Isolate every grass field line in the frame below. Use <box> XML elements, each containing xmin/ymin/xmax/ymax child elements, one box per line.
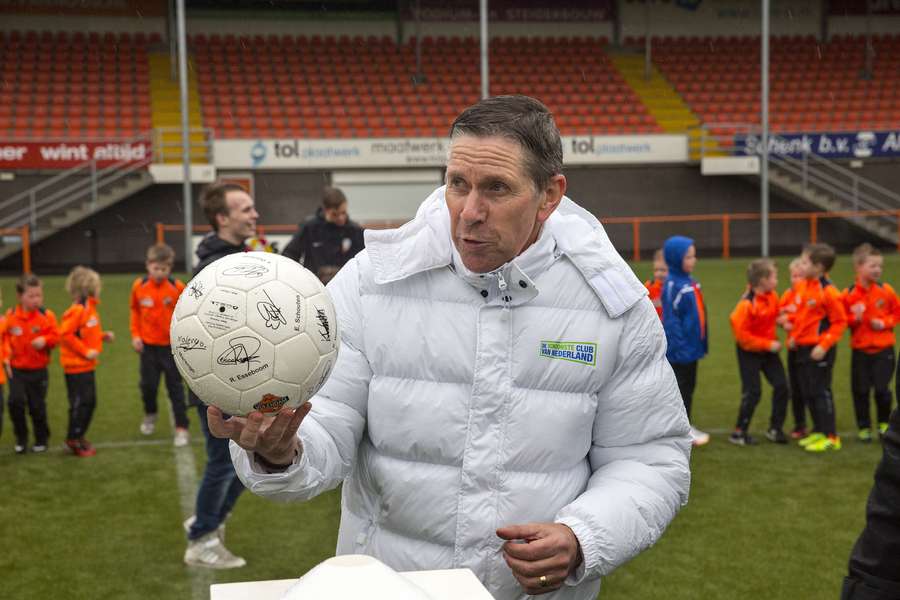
<box><xmin>173</xmin><ymin>441</ymin><xmax>214</xmax><ymax>599</ymax></box>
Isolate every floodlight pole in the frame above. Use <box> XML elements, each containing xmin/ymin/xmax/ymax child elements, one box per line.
<box><xmin>644</xmin><ymin>0</ymin><xmax>652</xmax><ymax>81</ymax></box>
<box><xmin>413</xmin><ymin>0</ymin><xmax>424</xmax><ymax>84</ymax></box>
<box><xmin>176</xmin><ymin>0</ymin><xmax>193</xmax><ymax>272</ymax></box>
<box><xmin>480</xmin><ymin>0</ymin><xmax>489</xmax><ymax>99</ymax></box>
<box><xmin>760</xmin><ymin>0</ymin><xmax>770</xmax><ymax>257</ymax></box>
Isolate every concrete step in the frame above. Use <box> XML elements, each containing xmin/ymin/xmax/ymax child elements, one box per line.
<box><xmin>766</xmin><ymin>166</ymin><xmax>898</xmax><ymax>244</ymax></box>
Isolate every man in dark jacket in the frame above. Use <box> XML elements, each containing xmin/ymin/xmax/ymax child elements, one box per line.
<box><xmin>282</xmin><ymin>186</ymin><xmax>364</xmax><ymax>282</ymax></box>
<box><xmin>183</xmin><ymin>181</ymin><xmax>258</xmax><ymax>569</ymax></box>
<box><xmin>842</xmin><ymin>407</ymin><xmax>900</xmax><ymax>599</ymax></box>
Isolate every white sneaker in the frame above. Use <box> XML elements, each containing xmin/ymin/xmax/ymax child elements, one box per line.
<box><xmin>32</xmin><ymin>444</ymin><xmax>48</xmax><ymax>453</ymax></box>
<box><xmin>140</xmin><ymin>414</ymin><xmax>157</xmax><ymax>436</ymax></box>
<box><xmin>184</xmin><ymin>532</ymin><xmax>245</xmax><ymax>569</ymax></box>
<box><xmin>173</xmin><ymin>428</ymin><xmax>190</xmax><ymax>447</ymax></box>
<box><xmin>183</xmin><ymin>515</ymin><xmax>226</xmax><ymax>543</ymax></box>
<box><xmin>690</xmin><ymin>426</ymin><xmax>711</xmax><ymax>447</ymax></box>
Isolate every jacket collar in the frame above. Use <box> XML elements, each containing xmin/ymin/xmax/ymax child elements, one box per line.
<box><xmin>365</xmin><ymin>186</ymin><xmax>646</xmax><ymax>317</ymax></box>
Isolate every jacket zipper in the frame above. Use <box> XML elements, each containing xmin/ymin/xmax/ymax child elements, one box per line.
<box><xmin>496</xmin><ymin>271</ymin><xmax>511</xmax><ymax>313</ymax></box>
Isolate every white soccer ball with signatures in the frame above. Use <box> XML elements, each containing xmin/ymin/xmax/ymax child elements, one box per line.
<box><xmin>170</xmin><ymin>251</ymin><xmax>339</xmax><ymax>416</ymax></box>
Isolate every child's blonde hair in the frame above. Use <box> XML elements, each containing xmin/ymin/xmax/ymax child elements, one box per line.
<box><xmin>747</xmin><ymin>258</ymin><xmax>775</xmax><ymax>288</ymax></box>
<box><xmin>788</xmin><ymin>257</ymin><xmax>802</xmax><ymax>272</ymax></box>
<box><xmin>146</xmin><ymin>243</ymin><xmax>175</xmax><ymax>265</ymax></box>
<box><xmin>16</xmin><ymin>273</ymin><xmax>41</xmax><ymax>295</ymax></box>
<box><xmin>852</xmin><ymin>242</ymin><xmax>880</xmax><ymax>266</ymax></box>
<box><xmin>65</xmin><ymin>266</ymin><xmax>101</xmax><ymax>299</ymax></box>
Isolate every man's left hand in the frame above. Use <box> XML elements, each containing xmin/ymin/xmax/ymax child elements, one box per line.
<box><xmin>497</xmin><ymin>522</ymin><xmax>582</xmax><ymax>595</ymax></box>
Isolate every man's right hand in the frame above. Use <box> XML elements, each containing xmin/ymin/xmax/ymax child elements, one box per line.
<box><xmin>207</xmin><ymin>403</ymin><xmax>311</xmax><ymax>467</ymax></box>
<box><xmin>132</xmin><ymin>337</ymin><xmax>144</xmax><ymax>353</ymax></box>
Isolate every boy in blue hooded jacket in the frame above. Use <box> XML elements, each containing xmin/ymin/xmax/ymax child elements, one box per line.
<box><xmin>662</xmin><ymin>235</ymin><xmax>710</xmax><ymax>446</ymax></box>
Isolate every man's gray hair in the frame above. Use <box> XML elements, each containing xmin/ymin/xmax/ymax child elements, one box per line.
<box><xmin>449</xmin><ymin>95</ymin><xmax>564</xmax><ymax>191</ymax></box>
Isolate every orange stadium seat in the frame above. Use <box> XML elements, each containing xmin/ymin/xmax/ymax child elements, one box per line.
<box><xmin>654</xmin><ymin>34</ymin><xmax>900</xmax><ymax>132</ymax></box>
<box><xmin>190</xmin><ymin>34</ymin><xmax>658</xmax><ymax>138</ymax></box>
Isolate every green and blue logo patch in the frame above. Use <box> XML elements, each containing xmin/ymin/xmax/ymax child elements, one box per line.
<box><xmin>539</xmin><ymin>341</ymin><xmax>597</xmax><ymax>366</ymax></box>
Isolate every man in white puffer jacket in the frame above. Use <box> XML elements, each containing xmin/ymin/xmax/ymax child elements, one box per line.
<box><xmin>211</xmin><ymin>95</ymin><xmax>692</xmax><ymax>599</ymax></box>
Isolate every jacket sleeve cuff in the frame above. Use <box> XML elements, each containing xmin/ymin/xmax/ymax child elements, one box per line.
<box><xmin>556</xmin><ymin>516</ymin><xmax>600</xmax><ymax>585</ymax></box>
<box><xmin>230</xmin><ymin>441</ymin><xmax>324</xmax><ymax>496</ymax></box>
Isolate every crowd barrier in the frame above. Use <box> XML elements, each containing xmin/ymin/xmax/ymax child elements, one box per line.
<box><xmin>156</xmin><ymin>210</ymin><xmax>900</xmax><ymax>263</ymax></box>
<box><xmin>1</xmin><ymin>225</ymin><xmax>31</xmax><ymax>274</ymax></box>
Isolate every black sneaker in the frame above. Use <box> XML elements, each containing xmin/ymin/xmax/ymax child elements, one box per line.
<box><xmin>766</xmin><ymin>428</ymin><xmax>788</xmax><ymax>444</ymax></box>
<box><xmin>729</xmin><ymin>431</ymin><xmax>758</xmax><ymax>446</ymax></box>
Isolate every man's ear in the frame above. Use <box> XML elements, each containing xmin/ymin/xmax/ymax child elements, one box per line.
<box><xmin>537</xmin><ymin>174</ymin><xmax>567</xmax><ymax>223</ymax></box>
<box><xmin>215</xmin><ymin>212</ymin><xmax>228</xmax><ymax>231</ymax></box>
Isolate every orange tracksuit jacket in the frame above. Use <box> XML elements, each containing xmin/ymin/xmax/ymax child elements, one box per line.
<box><xmin>730</xmin><ymin>289</ymin><xmax>780</xmax><ymax>352</ymax></box>
<box><xmin>60</xmin><ymin>297</ymin><xmax>104</xmax><ymax>374</ymax></box>
<box><xmin>787</xmin><ymin>277</ymin><xmax>847</xmax><ymax>351</ymax></box>
<box><xmin>5</xmin><ymin>305</ymin><xmax>59</xmax><ymax>370</ymax></box>
<box><xmin>841</xmin><ymin>279</ymin><xmax>900</xmax><ymax>353</ymax></box>
<box><xmin>645</xmin><ymin>279</ymin><xmax>663</xmax><ymax>320</ymax></box>
<box><xmin>130</xmin><ymin>276</ymin><xmax>185</xmax><ymax>346</ymax></box>
<box><xmin>0</xmin><ymin>315</ymin><xmax>8</xmax><ymax>385</ymax></box>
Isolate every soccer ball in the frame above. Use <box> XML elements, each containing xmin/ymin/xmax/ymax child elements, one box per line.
<box><xmin>170</xmin><ymin>251</ymin><xmax>339</xmax><ymax>416</ymax></box>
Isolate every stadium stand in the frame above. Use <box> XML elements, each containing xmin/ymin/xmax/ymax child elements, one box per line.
<box><xmin>4</xmin><ymin>30</ymin><xmax>897</xmax><ymax>142</ymax></box>
<box><xmin>0</xmin><ymin>30</ymin><xmax>158</xmax><ymax>139</ymax></box>
<box><xmin>191</xmin><ymin>34</ymin><xmax>661</xmax><ymax>138</ymax></box>
<box><xmin>652</xmin><ymin>34</ymin><xmax>900</xmax><ymax>134</ymax></box>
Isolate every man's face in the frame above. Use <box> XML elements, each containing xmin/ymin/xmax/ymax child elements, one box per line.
<box><xmin>147</xmin><ymin>260</ymin><xmax>172</xmax><ymax>283</ymax></box>
<box><xmin>445</xmin><ymin>135</ymin><xmax>565</xmax><ymax>274</ymax></box>
<box><xmin>858</xmin><ymin>255</ymin><xmax>883</xmax><ymax>283</ymax></box>
<box><xmin>19</xmin><ymin>285</ymin><xmax>43</xmax><ymax>312</ymax></box>
<box><xmin>218</xmin><ymin>190</ymin><xmax>258</xmax><ymax>243</ymax></box>
<box><xmin>324</xmin><ymin>202</ymin><xmax>348</xmax><ymax>227</ymax></box>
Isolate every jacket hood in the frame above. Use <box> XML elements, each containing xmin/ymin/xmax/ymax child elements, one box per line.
<box><xmin>364</xmin><ymin>186</ymin><xmax>647</xmax><ymax>318</ymax></box>
<box><xmin>196</xmin><ymin>232</ymin><xmax>244</xmax><ymax>261</ymax></box>
<box><xmin>663</xmin><ymin>236</ymin><xmax>694</xmax><ymax>278</ymax></box>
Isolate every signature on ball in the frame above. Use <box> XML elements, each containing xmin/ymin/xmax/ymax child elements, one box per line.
<box><xmin>216</xmin><ymin>336</ymin><xmax>261</xmax><ymax>372</ymax></box>
<box><xmin>223</xmin><ymin>264</ymin><xmax>269</xmax><ymax>278</ymax></box>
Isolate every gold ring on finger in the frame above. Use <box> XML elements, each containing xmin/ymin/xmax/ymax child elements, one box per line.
<box><xmin>539</xmin><ymin>575</ymin><xmax>549</xmax><ymax>588</ymax></box>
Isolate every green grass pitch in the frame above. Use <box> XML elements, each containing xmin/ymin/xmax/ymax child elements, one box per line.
<box><xmin>0</xmin><ymin>254</ymin><xmax>892</xmax><ymax>599</ymax></box>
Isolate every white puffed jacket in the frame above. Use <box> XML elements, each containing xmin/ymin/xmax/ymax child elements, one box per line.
<box><xmin>231</xmin><ymin>188</ymin><xmax>691</xmax><ymax>600</ymax></box>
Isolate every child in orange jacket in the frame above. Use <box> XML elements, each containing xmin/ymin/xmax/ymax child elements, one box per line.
<box><xmin>778</xmin><ymin>257</ymin><xmax>808</xmax><ymax>439</ymax></box>
<box><xmin>6</xmin><ymin>274</ymin><xmax>59</xmax><ymax>454</ymax></box>
<box><xmin>130</xmin><ymin>244</ymin><xmax>189</xmax><ymax>446</ymax></box>
<box><xmin>644</xmin><ymin>248</ymin><xmax>667</xmax><ymax>320</ymax></box>
<box><xmin>790</xmin><ymin>243</ymin><xmax>848</xmax><ymax>452</ymax></box>
<box><xmin>0</xmin><ymin>287</ymin><xmax>9</xmax><ymax>442</ymax></box>
<box><xmin>842</xmin><ymin>244</ymin><xmax>900</xmax><ymax>442</ymax></box>
<box><xmin>60</xmin><ymin>266</ymin><xmax>114</xmax><ymax>457</ymax></box>
<box><xmin>729</xmin><ymin>258</ymin><xmax>789</xmax><ymax>445</ymax></box>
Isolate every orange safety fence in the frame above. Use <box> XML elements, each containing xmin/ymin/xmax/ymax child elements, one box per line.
<box><xmin>157</xmin><ymin>209</ymin><xmax>900</xmax><ymax>263</ymax></box>
<box><xmin>605</xmin><ymin>209</ymin><xmax>900</xmax><ymax>261</ymax></box>
<box><xmin>0</xmin><ymin>225</ymin><xmax>31</xmax><ymax>274</ymax></box>
<box><xmin>155</xmin><ymin>220</ymin><xmax>405</xmax><ymax>245</ymax></box>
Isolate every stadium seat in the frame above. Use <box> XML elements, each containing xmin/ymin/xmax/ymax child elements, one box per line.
<box><xmin>654</xmin><ymin>34</ymin><xmax>900</xmax><ymax>132</ymax></box>
<box><xmin>190</xmin><ymin>33</ymin><xmax>656</xmax><ymax>138</ymax></box>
